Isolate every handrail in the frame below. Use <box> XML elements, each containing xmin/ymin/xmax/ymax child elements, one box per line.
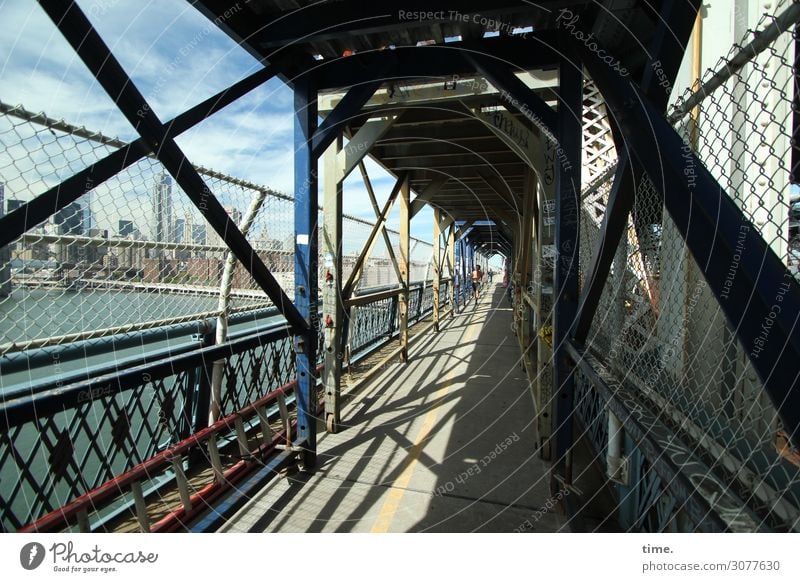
<box><xmin>1</xmin><ymin>325</ymin><xmax>292</xmax><ymax>426</ymax></box>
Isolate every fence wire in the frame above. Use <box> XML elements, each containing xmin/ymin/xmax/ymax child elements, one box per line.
<box><xmin>0</xmin><ymin>103</ymin><xmax>433</xmax><ymax>355</ymax></box>
<box><xmin>579</xmin><ymin>1</ymin><xmax>800</xmax><ymax>531</ymax></box>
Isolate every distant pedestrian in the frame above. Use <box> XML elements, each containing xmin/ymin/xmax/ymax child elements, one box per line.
<box><xmin>471</xmin><ymin>265</ymin><xmax>481</xmax><ymax>301</ymax></box>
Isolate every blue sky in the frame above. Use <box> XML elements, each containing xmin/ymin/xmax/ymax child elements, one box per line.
<box><xmin>0</xmin><ymin>0</ymin><xmax>436</xmax><ymax>245</ymax></box>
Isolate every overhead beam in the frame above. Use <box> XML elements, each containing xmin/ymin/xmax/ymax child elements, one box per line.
<box><xmin>319</xmin><ymin>70</ymin><xmax>558</xmax><ymax>114</ymax></box>
<box><xmin>337</xmin><ymin>115</ymin><xmax>399</xmax><ymax>180</ymax></box>
<box><xmin>310</xmin><ymin>36</ymin><xmax>560</xmax><ymax>89</ymax></box>
<box><xmin>454</xmin><ymin>220</ymin><xmax>475</xmax><ymax>241</ymax></box>
<box><xmin>312</xmin><ymin>79</ymin><xmax>384</xmax><ymax>159</ymax></box>
<box><xmin>478</xmin><ymin>167</ymin><xmax>522</xmax><ymax>213</ymax></box>
<box><xmin>37</xmin><ymin>0</ymin><xmax>309</xmax><ymax>333</ymax></box>
<box><xmin>410</xmin><ymin>175</ymin><xmax>450</xmax><ymax>218</ymax></box>
<box><xmin>250</xmin><ymin>2</ymin><xmax>549</xmax><ymax>48</ymax></box>
<box><xmin>465</xmin><ymin>52</ymin><xmax>557</xmax><ymax>138</ymax></box>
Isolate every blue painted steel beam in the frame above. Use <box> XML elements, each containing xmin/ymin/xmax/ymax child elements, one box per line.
<box><xmin>312</xmin><ymin>80</ymin><xmax>384</xmax><ymax>160</ymax></box>
<box><xmin>572</xmin><ymin>156</ymin><xmax>642</xmax><ymax>344</ymax></box>
<box><xmin>0</xmin><ymin>66</ymin><xmax>276</xmax><ymax>249</ymax></box>
<box><xmin>310</xmin><ymin>36</ymin><xmax>559</xmax><ymax>90</ymax></box>
<box><xmin>36</xmin><ymin>0</ymin><xmax>308</xmax><ymax>333</ymax></box>
<box><xmin>293</xmin><ymin>77</ymin><xmax>320</xmax><ymax>468</ymax></box>
<box><xmin>576</xmin><ymin>36</ymin><xmax>800</xmax><ymax>447</ymax></box>
<box><xmin>465</xmin><ymin>52</ymin><xmax>557</xmax><ymax>137</ymax></box>
<box><xmin>638</xmin><ymin>0</ymin><xmax>701</xmax><ymax>110</ymax></box>
<box><xmin>552</xmin><ymin>54</ymin><xmax>583</xmax><ymax>481</ymax></box>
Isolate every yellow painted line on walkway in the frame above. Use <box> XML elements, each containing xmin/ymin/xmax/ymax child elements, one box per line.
<box><xmin>371</xmin><ymin>309</ymin><xmax>483</xmax><ymax>532</ymax></box>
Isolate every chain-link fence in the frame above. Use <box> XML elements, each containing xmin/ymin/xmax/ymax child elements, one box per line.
<box><xmin>0</xmin><ymin>102</ymin><xmax>434</xmax><ymax>358</ymax></box>
<box><xmin>577</xmin><ymin>1</ymin><xmax>800</xmax><ymax>531</ymax></box>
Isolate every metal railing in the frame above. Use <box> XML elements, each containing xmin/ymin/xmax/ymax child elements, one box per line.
<box><xmin>0</xmin><ymin>277</ymin><xmax>447</xmax><ymax>532</ymax></box>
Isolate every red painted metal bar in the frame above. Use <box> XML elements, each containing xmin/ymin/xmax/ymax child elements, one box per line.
<box><xmin>151</xmin><ymin>426</ymin><xmax>296</xmax><ymax>532</ymax></box>
<box><xmin>153</xmin><ymin>395</ymin><xmax>326</xmax><ymax>533</ymax></box>
<box><xmin>20</xmin><ymin>378</ymin><xmax>303</xmax><ymax>533</ymax></box>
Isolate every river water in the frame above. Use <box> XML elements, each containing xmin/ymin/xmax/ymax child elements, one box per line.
<box><xmin>0</xmin><ymin>289</ymin><xmax>276</xmax><ymax>390</ymax></box>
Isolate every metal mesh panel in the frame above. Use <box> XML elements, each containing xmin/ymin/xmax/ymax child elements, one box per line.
<box><xmin>0</xmin><ymin>105</ymin><xmax>285</xmax><ymax>354</ymax></box>
<box><xmin>577</xmin><ymin>2</ymin><xmax>800</xmax><ymax>531</ymax></box>
<box><xmin>0</xmin><ymin>102</ymin><xmax>434</xmax><ymax>358</ymax></box>
<box><xmin>669</xmin><ymin>3</ymin><xmax>797</xmax><ymax>273</ymax></box>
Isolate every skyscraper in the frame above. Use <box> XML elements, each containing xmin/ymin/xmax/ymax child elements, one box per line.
<box><xmin>118</xmin><ymin>220</ymin><xmax>134</xmax><ymax>238</ymax></box>
<box><xmin>192</xmin><ymin>224</ymin><xmax>207</xmax><ymax>245</ymax></box>
<box><xmin>173</xmin><ymin>218</ymin><xmax>185</xmax><ymax>244</ymax></box>
<box><xmin>55</xmin><ymin>202</ymin><xmax>86</xmax><ymax>235</ymax></box>
<box><xmin>6</xmin><ymin>199</ymin><xmax>25</xmax><ymax>213</ymax></box>
<box><xmin>151</xmin><ymin>172</ymin><xmax>173</xmax><ymax>243</ymax></box>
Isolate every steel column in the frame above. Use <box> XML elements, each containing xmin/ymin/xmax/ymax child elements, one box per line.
<box><xmin>447</xmin><ymin>223</ymin><xmax>456</xmax><ymax>316</ymax></box>
<box><xmin>552</xmin><ymin>55</ymin><xmax>583</xmax><ymax>482</ymax></box>
<box><xmin>433</xmin><ymin>208</ymin><xmax>442</xmax><ymax>332</ymax></box>
<box><xmin>322</xmin><ymin>136</ymin><xmax>343</xmax><ymax>433</ymax></box>
<box><xmin>293</xmin><ymin>77</ymin><xmax>319</xmax><ymax>467</ymax></box>
<box><xmin>399</xmin><ymin>175</ymin><xmax>411</xmax><ymax>362</ymax></box>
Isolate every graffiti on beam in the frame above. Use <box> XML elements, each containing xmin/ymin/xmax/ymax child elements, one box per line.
<box><xmin>587</xmin><ymin>355</ymin><xmax>760</xmax><ymax>532</ymax></box>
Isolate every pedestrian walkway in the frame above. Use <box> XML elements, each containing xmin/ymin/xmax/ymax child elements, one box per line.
<box><xmin>220</xmin><ymin>284</ymin><xmax>564</xmax><ymax>532</ymax></box>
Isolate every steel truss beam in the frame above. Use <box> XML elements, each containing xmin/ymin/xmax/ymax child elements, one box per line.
<box><xmin>342</xmin><ymin>173</ymin><xmax>406</xmax><ymax>298</ymax></box>
<box><xmin>310</xmin><ymin>36</ymin><xmax>559</xmax><ymax>90</ymax></box>
<box><xmin>410</xmin><ymin>175</ymin><xmax>449</xmax><ymax>218</ymax></box>
<box><xmin>37</xmin><ymin>0</ymin><xmax>308</xmax><ymax>333</ymax></box>
<box><xmin>250</xmin><ymin>2</ymin><xmax>547</xmax><ymax>49</ymax></box>
<box><xmin>572</xmin><ymin>0</ymin><xmax>700</xmax><ymax>345</ymax></box>
<box><xmin>466</xmin><ymin>52</ymin><xmax>557</xmax><ymax>139</ymax></box>
<box><xmin>572</xmin><ymin>155</ymin><xmax>642</xmax><ymax>343</ymax></box>
<box><xmin>359</xmin><ymin>163</ymin><xmax>403</xmax><ymax>283</ymax></box>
